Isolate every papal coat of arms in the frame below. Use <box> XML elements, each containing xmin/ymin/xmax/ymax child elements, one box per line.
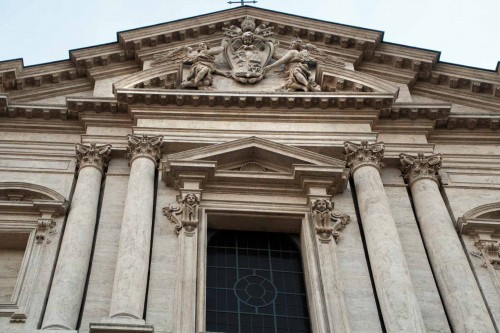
<box><xmin>222</xmin><ymin>16</ymin><xmax>277</xmax><ymax>84</ymax></box>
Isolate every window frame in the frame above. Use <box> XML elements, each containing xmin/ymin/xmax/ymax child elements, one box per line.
<box><xmin>195</xmin><ymin>206</ymin><xmax>326</xmax><ymax>333</ymax></box>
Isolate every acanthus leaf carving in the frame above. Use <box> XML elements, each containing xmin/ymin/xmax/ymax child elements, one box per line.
<box><xmin>126</xmin><ymin>134</ymin><xmax>163</xmax><ymax>166</ymax></box>
<box><xmin>311</xmin><ymin>198</ymin><xmax>350</xmax><ymax>243</ymax></box>
<box><xmin>163</xmin><ymin>193</ymin><xmax>200</xmax><ymax>236</ymax></box>
<box><xmin>344</xmin><ymin>140</ymin><xmax>385</xmax><ymax>173</ymax></box>
<box><xmin>399</xmin><ymin>153</ymin><xmax>442</xmax><ymax>185</ymax></box>
<box><xmin>75</xmin><ymin>143</ymin><xmax>112</xmax><ymax>174</ymax></box>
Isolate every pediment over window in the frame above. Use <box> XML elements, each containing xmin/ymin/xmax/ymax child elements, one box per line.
<box><xmin>162</xmin><ymin>136</ymin><xmax>349</xmax><ymax>194</ymax></box>
<box><xmin>0</xmin><ymin>183</ymin><xmax>67</xmax><ymax>215</ymax></box>
<box><xmin>459</xmin><ymin>202</ymin><xmax>500</xmax><ymax>236</ymax></box>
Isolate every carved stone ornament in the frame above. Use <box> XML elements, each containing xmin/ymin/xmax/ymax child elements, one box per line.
<box><xmin>311</xmin><ymin>199</ymin><xmax>350</xmax><ymax>243</ymax></box>
<box><xmin>126</xmin><ymin>134</ymin><xmax>163</xmax><ymax>166</ymax></box>
<box><xmin>471</xmin><ymin>240</ymin><xmax>500</xmax><ymax>270</ymax></box>
<box><xmin>223</xmin><ymin>16</ymin><xmax>277</xmax><ymax>84</ymax></box>
<box><xmin>36</xmin><ymin>218</ymin><xmax>56</xmax><ymax>243</ymax></box>
<box><xmin>344</xmin><ymin>140</ymin><xmax>385</xmax><ymax>173</ymax></box>
<box><xmin>75</xmin><ymin>143</ymin><xmax>112</xmax><ymax>174</ymax></box>
<box><xmin>264</xmin><ymin>37</ymin><xmax>344</xmax><ymax>92</ymax></box>
<box><xmin>399</xmin><ymin>153</ymin><xmax>442</xmax><ymax>185</ymax></box>
<box><xmin>163</xmin><ymin>193</ymin><xmax>200</xmax><ymax>236</ymax></box>
<box><xmin>152</xmin><ymin>16</ymin><xmax>342</xmax><ymax>91</ymax></box>
<box><xmin>153</xmin><ymin>42</ymin><xmax>230</xmax><ymax>89</ymax></box>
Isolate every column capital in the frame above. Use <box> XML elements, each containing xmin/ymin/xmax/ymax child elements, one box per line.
<box><xmin>400</xmin><ymin>153</ymin><xmax>442</xmax><ymax>185</ymax></box>
<box><xmin>344</xmin><ymin>140</ymin><xmax>385</xmax><ymax>173</ymax></box>
<box><xmin>75</xmin><ymin>143</ymin><xmax>112</xmax><ymax>174</ymax></box>
<box><xmin>126</xmin><ymin>134</ymin><xmax>163</xmax><ymax>166</ymax></box>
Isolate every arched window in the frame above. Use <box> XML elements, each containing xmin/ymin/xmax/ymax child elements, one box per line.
<box><xmin>206</xmin><ymin>230</ymin><xmax>311</xmax><ymax>333</ymax></box>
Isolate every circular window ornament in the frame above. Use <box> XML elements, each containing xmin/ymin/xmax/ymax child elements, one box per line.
<box><xmin>234</xmin><ymin>275</ymin><xmax>277</xmax><ymax>307</ymax></box>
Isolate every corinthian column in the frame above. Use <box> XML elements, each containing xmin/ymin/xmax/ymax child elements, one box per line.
<box><xmin>108</xmin><ymin>134</ymin><xmax>163</xmax><ymax>321</ymax></box>
<box><xmin>42</xmin><ymin>143</ymin><xmax>111</xmax><ymax>330</ymax></box>
<box><xmin>400</xmin><ymin>153</ymin><xmax>496</xmax><ymax>333</ymax></box>
<box><xmin>344</xmin><ymin>141</ymin><xmax>426</xmax><ymax>332</ymax></box>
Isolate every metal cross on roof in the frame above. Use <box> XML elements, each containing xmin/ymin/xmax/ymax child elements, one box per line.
<box><xmin>227</xmin><ymin>0</ymin><xmax>257</xmax><ymax>5</ymax></box>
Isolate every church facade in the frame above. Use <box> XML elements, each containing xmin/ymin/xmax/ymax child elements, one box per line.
<box><xmin>0</xmin><ymin>6</ymin><xmax>499</xmax><ymax>333</ymax></box>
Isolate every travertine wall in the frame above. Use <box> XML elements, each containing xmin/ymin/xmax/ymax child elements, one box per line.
<box><xmin>0</xmin><ymin>6</ymin><xmax>499</xmax><ymax>333</ymax></box>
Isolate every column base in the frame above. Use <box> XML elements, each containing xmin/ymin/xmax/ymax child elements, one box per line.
<box><xmin>90</xmin><ymin>319</ymin><xmax>153</xmax><ymax>333</ymax></box>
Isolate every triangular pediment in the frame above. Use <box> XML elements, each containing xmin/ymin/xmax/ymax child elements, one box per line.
<box><xmin>162</xmin><ymin>137</ymin><xmax>349</xmax><ymax>193</ymax></box>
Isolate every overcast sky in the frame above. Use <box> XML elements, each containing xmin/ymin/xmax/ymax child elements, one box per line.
<box><xmin>1</xmin><ymin>0</ymin><xmax>498</xmax><ymax>70</ymax></box>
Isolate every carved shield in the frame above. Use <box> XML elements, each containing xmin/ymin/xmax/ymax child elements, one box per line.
<box><xmin>224</xmin><ymin>37</ymin><xmax>274</xmax><ymax>84</ymax></box>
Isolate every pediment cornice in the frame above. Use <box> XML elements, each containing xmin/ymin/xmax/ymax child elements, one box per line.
<box><xmin>162</xmin><ymin>136</ymin><xmax>349</xmax><ymax>194</ymax></box>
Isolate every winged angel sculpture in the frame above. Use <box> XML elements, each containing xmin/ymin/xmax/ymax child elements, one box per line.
<box><xmin>264</xmin><ymin>37</ymin><xmax>344</xmax><ymax>92</ymax></box>
<box><xmin>153</xmin><ymin>42</ymin><xmax>230</xmax><ymax>89</ymax></box>
<box><xmin>152</xmin><ymin>17</ymin><xmax>343</xmax><ymax>91</ymax></box>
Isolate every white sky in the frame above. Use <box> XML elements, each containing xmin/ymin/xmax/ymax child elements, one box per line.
<box><xmin>0</xmin><ymin>0</ymin><xmax>499</xmax><ymax>70</ymax></box>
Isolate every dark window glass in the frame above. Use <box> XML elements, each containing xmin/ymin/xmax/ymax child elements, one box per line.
<box><xmin>206</xmin><ymin>230</ymin><xmax>311</xmax><ymax>333</ymax></box>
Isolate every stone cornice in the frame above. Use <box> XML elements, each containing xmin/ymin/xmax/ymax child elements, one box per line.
<box><xmin>0</xmin><ymin>94</ymin><xmax>498</xmax><ymax>136</ymax></box>
<box><xmin>126</xmin><ymin>134</ymin><xmax>163</xmax><ymax>166</ymax></box>
<box><xmin>0</xmin><ymin>6</ymin><xmax>498</xmax><ymax>111</ymax></box>
<box><xmin>381</xmin><ymin>103</ymin><xmax>451</xmax><ymax>121</ymax></box>
<box><xmin>116</xmin><ymin>89</ymin><xmax>394</xmax><ymax>110</ymax></box>
<box><xmin>344</xmin><ymin>140</ymin><xmax>385</xmax><ymax>173</ymax></box>
<box><xmin>399</xmin><ymin>153</ymin><xmax>442</xmax><ymax>186</ymax></box>
<box><xmin>434</xmin><ymin>115</ymin><xmax>500</xmax><ymax>130</ymax></box>
<box><xmin>75</xmin><ymin>143</ymin><xmax>112</xmax><ymax>174</ymax></box>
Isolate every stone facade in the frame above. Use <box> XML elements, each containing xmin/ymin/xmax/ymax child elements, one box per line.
<box><xmin>0</xmin><ymin>6</ymin><xmax>499</xmax><ymax>333</ymax></box>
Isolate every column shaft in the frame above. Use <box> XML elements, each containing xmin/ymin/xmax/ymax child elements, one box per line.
<box><xmin>353</xmin><ymin>166</ymin><xmax>426</xmax><ymax>332</ymax></box>
<box><xmin>42</xmin><ymin>143</ymin><xmax>110</xmax><ymax>330</ymax></box>
<box><xmin>42</xmin><ymin>167</ymin><xmax>102</xmax><ymax>329</ymax></box>
<box><xmin>109</xmin><ymin>157</ymin><xmax>156</xmax><ymax>319</ymax></box>
<box><xmin>411</xmin><ymin>179</ymin><xmax>496</xmax><ymax>332</ymax></box>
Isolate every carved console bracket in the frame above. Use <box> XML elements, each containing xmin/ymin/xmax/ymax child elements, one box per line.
<box><xmin>310</xmin><ymin>198</ymin><xmax>350</xmax><ymax>243</ymax></box>
<box><xmin>163</xmin><ymin>177</ymin><xmax>204</xmax><ymax>236</ymax></box>
<box><xmin>36</xmin><ymin>218</ymin><xmax>56</xmax><ymax>243</ymax></box>
<box><xmin>163</xmin><ymin>193</ymin><xmax>201</xmax><ymax>236</ymax></box>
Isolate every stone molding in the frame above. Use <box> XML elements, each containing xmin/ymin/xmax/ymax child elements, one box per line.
<box><xmin>163</xmin><ymin>193</ymin><xmax>200</xmax><ymax>236</ymax></box>
<box><xmin>125</xmin><ymin>134</ymin><xmax>163</xmax><ymax>166</ymax></box>
<box><xmin>75</xmin><ymin>143</ymin><xmax>112</xmax><ymax>175</ymax></box>
<box><xmin>344</xmin><ymin>140</ymin><xmax>385</xmax><ymax>173</ymax></box>
<box><xmin>311</xmin><ymin>198</ymin><xmax>350</xmax><ymax>243</ymax></box>
<box><xmin>400</xmin><ymin>153</ymin><xmax>442</xmax><ymax>186</ymax></box>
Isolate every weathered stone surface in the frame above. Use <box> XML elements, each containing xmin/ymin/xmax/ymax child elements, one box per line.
<box><xmin>1</xmin><ymin>6</ymin><xmax>500</xmax><ymax>333</ymax></box>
